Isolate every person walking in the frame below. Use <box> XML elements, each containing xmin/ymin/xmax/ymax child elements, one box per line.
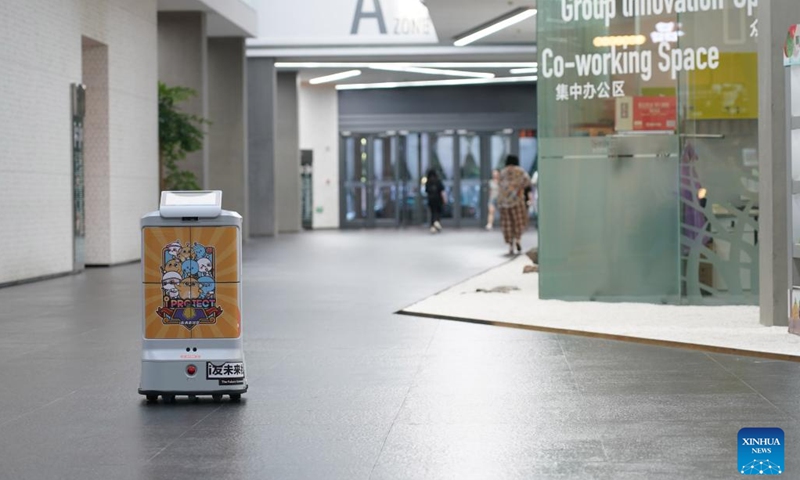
<box><xmin>486</xmin><ymin>169</ymin><xmax>499</xmax><ymax>230</ymax></box>
<box><xmin>498</xmin><ymin>155</ymin><xmax>531</xmax><ymax>254</ymax></box>
<box><xmin>425</xmin><ymin>169</ymin><xmax>446</xmax><ymax>233</ymax></box>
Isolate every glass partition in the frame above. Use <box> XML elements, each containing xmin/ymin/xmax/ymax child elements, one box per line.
<box><xmin>459</xmin><ymin>134</ymin><xmax>482</xmax><ymax>223</ymax></box>
<box><xmin>538</xmin><ymin>136</ymin><xmax>681</xmax><ymax>302</ymax></box>
<box><xmin>537</xmin><ymin>0</ymin><xmax>758</xmax><ymax>305</ymax></box>
<box><xmin>677</xmin><ymin>9</ymin><xmax>759</xmax><ymax>304</ymax></box>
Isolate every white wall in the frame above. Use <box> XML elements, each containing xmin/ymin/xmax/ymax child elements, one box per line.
<box><xmin>298</xmin><ymin>83</ymin><xmax>340</xmax><ymax>229</ymax></box>
<box><xmin>249</xmin><ymin>0</ymin><xmax>438</xmax><ymax>46</ymax></box>
<box><xmin>0</xmin><ymin>0</ymin><xmax>158</xmax><ymax>283</ymax></box>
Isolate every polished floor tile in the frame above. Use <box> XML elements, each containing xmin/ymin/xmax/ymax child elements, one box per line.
<box><xmin>0</xmin><ymin>230</ymin><xmax>796</xmax><ymax>479</ymax></box>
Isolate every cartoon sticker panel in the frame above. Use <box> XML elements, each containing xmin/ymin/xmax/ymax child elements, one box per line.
<box><xmin>143</xmin><ymin>226</ymin><xmax>240</xmax><ymax>339</ymax></box>
<box><xmin>191</xmin><ymin>283</ymin><xmax>241</xmax><ymax>339</ymax></box>
<box><xmin>191</xmin><ymin>227</ymin><xmax>240</xmax><ymax>283</ymax></box>
<box><xmin>142</xmin><ymin>227</ymin><xmax>191</xmax><ymax>284</ymax></box>
<box><xmin>144</xmin><ymin>284</ymin><xmax>191</xmax><ymax>339</ymax></box>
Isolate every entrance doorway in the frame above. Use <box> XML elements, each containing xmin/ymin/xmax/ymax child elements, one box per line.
<box><xmin>340</xmin><ymin>130</ymin><xmax>536</xmax><ymax>229</ymax></box>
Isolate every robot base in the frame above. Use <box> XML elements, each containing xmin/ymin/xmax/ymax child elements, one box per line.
<box><xmin>139</xmin><ymin>386</ymin><xmax>247</xmax><ymax>403</ymax></box>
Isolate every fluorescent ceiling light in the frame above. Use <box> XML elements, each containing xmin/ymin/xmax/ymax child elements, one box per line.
<box><xmin>336</xmin><ymin>76</ymin><xmax>537</xmax><ymax>91</ymax></box>
<box><xmin>510</xmin><ymin>67</ymin><xmax>538</xmax><ymax>74</ymax></box>
<box><xmin>275</xmin><ymin>62</ymin><xmax>538</xmax><ymax>69</ymax></box>
<box><xmin>370</xmin><ymin>65</ymin><xmax>494</xmax><ymax>78</ymax></box>
<box><xmin>308</xmin><ymin>70</ymin><xmax>361</xmax><ymax>85</ymax></box>
<box><xmin>454</xmin><ymin>8</ymin><xmax>537</xmax><ymax>47</ymax></box>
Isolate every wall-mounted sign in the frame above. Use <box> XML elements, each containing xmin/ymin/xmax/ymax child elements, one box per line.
<box><xmin>634</xmin><ymin>96</ymin><xmax>677</xmax><ymax>131</ymax></box>
<box><xmin>688</xmin><ymin>52</ymin><xmax>757</xmax><ymax>119</ymax></box>
<box><xmin>615</xmin><ymin>96</ymin><xmax>677</xmax><ymax>132</ymax></box>
<box><xmin>250</xmin><ymin>0</ymin><xmax>438</xmax><ymax>46</ymax></box>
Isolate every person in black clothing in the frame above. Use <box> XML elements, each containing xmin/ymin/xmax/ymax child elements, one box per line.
<box><xmin>425</xmin><ymin>169</ymin><xmax>446</xmax><ymax>233</ymax></box>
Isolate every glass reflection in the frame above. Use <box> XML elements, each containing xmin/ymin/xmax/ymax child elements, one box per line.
<box><xmin>373</xmin><ymin>137</ymin><xmax>397</xmax><ymax>220</ymax></box>
<box><xmin>427</xmin><ymin>134</ymin><xmax>455</xmax><ymax>219</ymax></box>
<box><xmin>459</xmin><ymin>134</ymin><xmax>481</xmax><ymax>220</ymax></box>
<box><xmin>344</xmin><ymin>136</ymin><xmax>368</xmax><ymax>222</ymax></box>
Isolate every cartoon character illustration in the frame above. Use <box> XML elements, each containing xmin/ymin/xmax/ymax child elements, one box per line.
<box><xmin>156</xmin><ymin>239</ymin><xmax>221</xmax><ymax>331</ymax></box>
<box><xmin>182</xmin><ymin>259</ymin><xmax>199</xmax><ymax>278</ymax></box>
<box><xmin>178</xmin><ymin>242</ymin><xmax>195</xmax><ymax>262</ymax></box>
<box><xmin>161</xmin><ymin>271</ymin><xmax>182</xmax><ymax>299</ymax></box>
<box><xmin>161</xmin><ymin>257</ymin><xmax>182</xmax><ymax>275</ymax></box>
<box><xmin>198</xmin><ymin>258</ymin><xmax>212</xmax><ymax>276</ymax></box>
<box><xmin>166</xmin><ymin>241</ymin><xmax>182</xmax><ymax>258</ymax></box>
<box><xmin>177</xmin><ymin>277</ymin><xmax>199</xmax><ymax>300</ymax></box>
<box><xmin>198</xmin><ymin>276</ymin><xmax>215</xmax><ymax>298</ymax></box>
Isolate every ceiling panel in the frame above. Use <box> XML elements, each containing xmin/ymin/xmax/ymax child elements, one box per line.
<box><xmin>425</xmin><ymin>0</ymin><xmax>537</xmax><ymax>45</ymax></box>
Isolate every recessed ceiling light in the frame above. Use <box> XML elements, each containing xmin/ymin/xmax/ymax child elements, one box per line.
<box><xmin>454</xmin><ymin>8</ymin><xmax>537</xmax><ymax>47</ymax></box>
<box><xmin>370</xmin><ymin>65</ymin><xmax>494</xmax><ymax>78</ymax></box>
<box><xmin>308</xmin><ymin>70</ymin><xmax>362</xmax><ymax>85</ymax></box>
<box><xmin>336</xmin><ymin>76</ymin><xmax>538</xmax><ymax>91</ymax></box>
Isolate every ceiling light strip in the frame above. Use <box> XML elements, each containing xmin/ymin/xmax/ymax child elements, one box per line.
<box><xmin>308</xmin><ymin>70</ymin><xmax>362</xmax><ymax>85</ymax></box>
<box><xmin>336</xmin><ymin>76</ymin><xmax>538</xmax><ymax>91</ymax></box>
<box><xmin>509</xmin><ymin>67</ymin><xmax>538</xmax><ymax>74</ymax></box>
<box><xmin>453</xmin><ymin>8</ymin><xmax>538</xmax><ymax>47</ymax></box>
<box><xmin>370</xmin><ymin>65</ymin><xmax>494</xmax><ymax>78</ymax></box>
<box><xmin>275</xmin><ymin>62</ymin><xmax>538</xmax><ymax>69</ymax></box>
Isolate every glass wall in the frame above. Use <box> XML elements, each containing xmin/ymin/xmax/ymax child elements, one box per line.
<box><xmin>537</xmin><ymin>1</ymin><xmax>758</xmax><ymax>305</ymax></box>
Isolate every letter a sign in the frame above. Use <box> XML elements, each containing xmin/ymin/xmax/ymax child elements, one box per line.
<box><xmin>352</xmin><ymin>0</ymin><xmax>387</xmax><ymax>34</ymax></box>
<box><xmin>253</xmin><ymin>0</ymin><xmax>438</xmax><ymax>45</ymax></box>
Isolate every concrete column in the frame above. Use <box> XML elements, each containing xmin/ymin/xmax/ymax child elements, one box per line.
<box><xmin>157</xmin><ymin>12</ymin><xmax>208</xmax><ymax>188</ymax></box>
<box><xmin>758</xmin><ymin>0</ymin><xmax>795</xmax><ymax>326</ymax></box>
<box><xmin>276</xmin><ymin>72</ymin><xmax>301</xmax><ymax>233</ymax></box>
<box><xmin>82</xmin><ymin>37</ymin><xmax>110</xmax><ymax>265</ymax></box>
<box><xmin>247</xmin><ymin>58</ymin><xmax>278</xmax><ymax>236</ymax></box>
<box><xmin>208</xmin><ymin>38</ymin><xmax>248</xmax><ymax>235</ymax></box>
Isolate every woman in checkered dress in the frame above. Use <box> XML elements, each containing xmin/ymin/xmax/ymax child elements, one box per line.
<box><xmin>498</xmin><ymin>155</ymin><xmax>531</xmax><ymax>255</ymax></box>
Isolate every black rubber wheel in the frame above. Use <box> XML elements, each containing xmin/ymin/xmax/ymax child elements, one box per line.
<box><xmin>212</xmin><ymin>394</ymin><xmax>223</xmax><ymax>403</ymax></box>
<box><xmin>145</xmin><ymin>395</ymin><xmax>158</xmax><ymax>402</ymax></box>
<box><xmin>163</xmin><ymin>395</ymin><xmax>176</xmax><ymax>404</ymax></box>
<box><xmin>189</xmin><ymin>395</ymin><xmax>197</xmax><ymax>402</ymax></box>
<box><xmin>229</xmin><ymin>393</ymin><xmax>241</xmax><ymax>402</ymax></box>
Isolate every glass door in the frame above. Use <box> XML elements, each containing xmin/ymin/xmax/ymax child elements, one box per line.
<box><xmin>371</xmin><ymin>135</ymin><xmax>399</xmax><ymax>227</ymax></box>
<box><xmin>342</xmin><ymin>130</ymin><xmax>523</xmax><ymax>230</ymax></box>
<box><xmin>398</xmin><ymin>133</ymin><xmax>423</xmax><ymax>226</ymax></box>
<box><xmin>341</xmin><ymin>134</ymin><xmax>369</xmax><ymax>228</ymax></box>
<box><xmin>458</xmin><ymin>133</ymin><xmax>482</xmax><ymax>227</ymax></box>
<box><xmin>426</xmin><ymin>132</ymin><xmax>456</xmax><ymax>226</ymax></box>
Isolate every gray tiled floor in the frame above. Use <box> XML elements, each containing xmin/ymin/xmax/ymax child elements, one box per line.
<box><xmin>0</xmin><ymin>230</ymin><xmax>796</xmax><ymax>479</ymax></box>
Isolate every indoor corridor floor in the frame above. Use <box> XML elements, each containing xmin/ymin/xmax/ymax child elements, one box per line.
<box><xmin>0</xmin><ymin>230</ymin><xmax>797</xmax><ymax>479</ymax></box>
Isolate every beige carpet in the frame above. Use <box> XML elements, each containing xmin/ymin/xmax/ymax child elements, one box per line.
<box><xmin>400</xmin><ymin>257</ymin><xmax>800</xmax><ymax>360</ymax></box>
